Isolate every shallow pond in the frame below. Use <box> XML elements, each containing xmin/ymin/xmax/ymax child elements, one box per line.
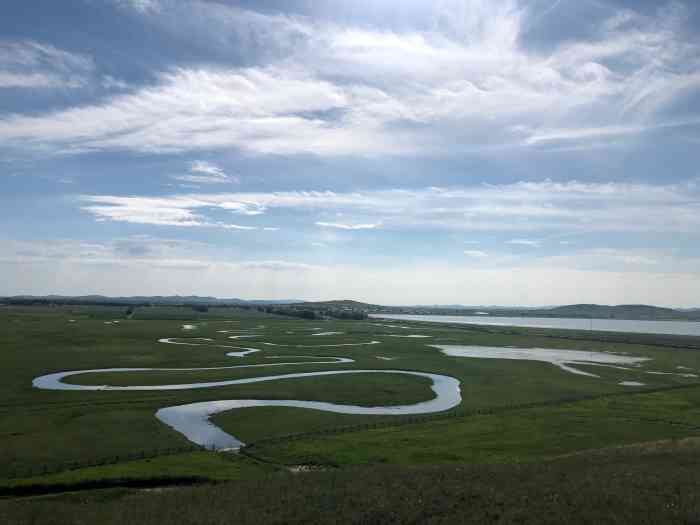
<box><xmin>432</xmin><ymin>345</ymin><xmax>649</xmax><ymax>377</ymax></box>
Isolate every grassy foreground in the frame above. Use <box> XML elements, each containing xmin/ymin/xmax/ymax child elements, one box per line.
<box><xmin>3</xmin><ymin>439</ymin><xmax>700</xmax><ymax>524</ymax></box>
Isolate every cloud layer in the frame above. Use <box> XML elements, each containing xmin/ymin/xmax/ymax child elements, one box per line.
<box><xmin>80</xmin><ymin>180</ymin><xmax>700</xmax><ymax>234</ymax></box>
<box><xmin>3</xmin><ymin>238</ymin><xmax>699</xmax><ymax>307</ymax></box>
<box><xmin>1</xmin><ymin>1</ymin><xmax>698</xmax><ymax>155</ymax></box>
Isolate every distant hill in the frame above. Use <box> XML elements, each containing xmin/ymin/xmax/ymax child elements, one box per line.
<box><xmin>374</xmin><ymin>303</ymin><xmax>700</xmax><ymax>321</ymax></box>
<box><xmin>543</xmin><ymin>304</ymin><xmax>681</xmax><ymax>320</ymax></box>
<box><xmin>1</xmin><ymin>295</ymin><xmax>301</xmax><ymax>306</ymax></box>
<box><xmin>406</xmin><ymin>304</ymin><xmax>552</xmax><ymax>311</ymax></box>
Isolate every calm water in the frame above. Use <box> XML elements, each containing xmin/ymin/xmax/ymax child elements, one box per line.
<box><xmin>431</xmin><ymin>345</ymin><xmax>650</xmax><ymax>378</ymax></box>
<box><xmin>371</xmin><ymin>314</ymin><xmax>700</xmax><ymax>337</ymax></box>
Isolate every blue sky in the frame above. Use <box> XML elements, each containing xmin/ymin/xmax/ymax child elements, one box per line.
<box><xmin>1</xmin><ymin>0</ymin><xmax>700</xmax><ymax>306</ymax></box>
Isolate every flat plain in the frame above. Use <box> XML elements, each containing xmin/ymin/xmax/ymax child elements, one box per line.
<box><xmin>3</xmin><ymin>304</ymin><xmax>700</xmax><ymax>523</ymax></box>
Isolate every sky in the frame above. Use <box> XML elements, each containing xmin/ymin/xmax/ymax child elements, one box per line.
<box><xmin>1</xmin><ymin>0</ymin><xmax>700</xmax><ymax>306</ymax></box>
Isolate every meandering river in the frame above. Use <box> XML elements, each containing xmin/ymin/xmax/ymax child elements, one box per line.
<box><xmin>32</xmin><ymin>332</ymin><xmax>462</xmax><ymax>450</ymax></box>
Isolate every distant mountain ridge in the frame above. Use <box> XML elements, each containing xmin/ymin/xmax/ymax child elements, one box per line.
<box><xmin>1</xmin><ymin>295</ymin><xmax>300</xmax><ymax>306</ymax></box>
<box><xmin>374</xmin><ymin>303</ymin><xmax>700</xmax><ymax>321</ymax></box>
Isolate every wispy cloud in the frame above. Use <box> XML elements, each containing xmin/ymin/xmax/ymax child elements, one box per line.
<box><xmin>238</xmin><ymin>260</ymin><xmax>319</xmax><ymax>271</ymax></box>
<box><xmin>1</xmin><ymin>3</ymin><xmax>697</xmax><ymax>155</ymax></box>
<box><xmin>0</xmin><ymin>40</ymin><xmax>94</xmax><ymax>89</ymax></box>
<box><xmin>464</xmin><ymin>250</ymin><xmax>488</xmax><ymax>258</ymax></box>
<box><xmin>101</xmin><ymin>75</ymin><xmax>129</xmax><ymax>90</ymax></box>
<box><xmin>220</xmin><ymin>224</ymin><xmax>256</xmax><ymax>231</ymax></box>
<box><xmin>81</xmin><ymin>195</ymin><xmax>259</xmax><ymax>230</ymax></box>
<box><xmin>171</xmin><ymin>161</ymin><xmax>239</xmax><ymax>185</ymax></box>
<box><xmin>79</xmin><ymin>179</ymin><xmax>700</xmax><ymax>234</ymax></box>
<box><xmin>506</xmin><ymin>239</ymin><xmax>541</xmax><ymax>247</ymax></box>
<box><xmin>113</xmin><ymin>0</ymin><xmax>160</xmax><ymax>14</ymax></box>
<box><xmin>315</xmin><ymin>221</ymin><xmax>380</xmax><ymax>230</ymax></box>
<box><xmin>524</xmin><ymin>117</ymin><xmax>700</xmax><ymax>146</ymax></box>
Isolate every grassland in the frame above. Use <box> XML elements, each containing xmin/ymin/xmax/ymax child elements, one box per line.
<box><xmin>4</xmin><ymin>439</ymin><xmax>700</xmax><ymax>524</ymax></box>
<box><xmin>2</xmin><ymin>304</ymin><xmax>700</xmax><ymax>522</ymax></box>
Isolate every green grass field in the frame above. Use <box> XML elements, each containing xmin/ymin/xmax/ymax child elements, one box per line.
<box><xmin>2</xmin><ymin>304</ymin><xmax>700</xmax><ymax>522</ymax></box>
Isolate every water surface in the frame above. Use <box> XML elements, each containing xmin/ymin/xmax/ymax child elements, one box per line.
<box><xmin>432</xmin><ymin>345</ymin><xmax>649</xmax><ymax>377</ymax></box>
<box><xmin>372</xmin><ymin>314</ymin><xmax>700</xmax><ymax>337</ymax></box>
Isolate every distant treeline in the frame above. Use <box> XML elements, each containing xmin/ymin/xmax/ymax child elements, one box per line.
<box><xmin>0</xmin><ymin>298</ymin><xmax>367</xmax><ymax>321</ymax></box>
<box><xmin>250</xmin><ymin>304</ymin><xmax>367</xmax><ymax>321</ymax></box>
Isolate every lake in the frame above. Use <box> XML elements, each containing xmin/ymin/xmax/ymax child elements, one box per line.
<box><xmin>370</xmin><ymin>314</ymin><xmax>700</xmax><ymax>337</ymax></box>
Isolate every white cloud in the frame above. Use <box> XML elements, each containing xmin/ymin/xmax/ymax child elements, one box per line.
<box><xmin>82</xmin><ymin>195</ymin><xmax>207</xmax><ymax>227</ymax></box>
<box><xmin>1</xmin><ymin>2</ymin><xmax>697</xmax><ymax>155</ymax></box>
<box><xmin>0</xmin><ymin>67</ymin><xmax>392</xmax><ymax>156</ymax></box>
<box><xmin>315</xmin><ymin>221</ymin><xmax>380</xmax><ymax>230</ymax></box>
<box><xmin>79</xmin><ymin>179</ymin><xmax>700</xmax><ymax>234</ymax></box>
<box><xmin>524</xmin><ymin>116</ymin><xmax>700</xmax><ymax>146</ymax></box>
<box><xmin>0</xmin><ymin>40</ymin><xmax>94</xmax><ymax>89</ymax></box>
<box><xmin>220</xmin><ymin>224</ymin><xmax>256</xmax><ymax>231</ymax></box>
<box><xmin>464</xmin><ymin>250</ymin><xmax>488</xmax><ymax>258</ymax></box>
<box><xmin>191</xmin><ymin>161</ymin><xmax>226</xmax><ymax>177</ymax></box>
<box><xmin>81</xmin><ymin>195</ymin><xmax>258</xmax><ymax>230</ymax></box>
<box><xmin>113</xmin><ymin>0</ymin><xmax>160</xmax><ymax>14</ymax></box>
<box><xmin>506</xmin><ymin>239</ymin><xmax>541</xmax><ymax>247</ymax></box>
<box><xmin>238</xmin><ymin>260</ymin><xmax>319</xmax><ymax>271</ymax></box>
<box><xmin>171</xmin><ymin>161</ymin><xmax>239</xmax><ymax>184</ymax></box>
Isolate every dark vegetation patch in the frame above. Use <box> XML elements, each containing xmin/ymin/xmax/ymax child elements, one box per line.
<box><xmin>2</xmin><ymin>441</ymin><xmax>700</xmax><ymax>524</ymax></box>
